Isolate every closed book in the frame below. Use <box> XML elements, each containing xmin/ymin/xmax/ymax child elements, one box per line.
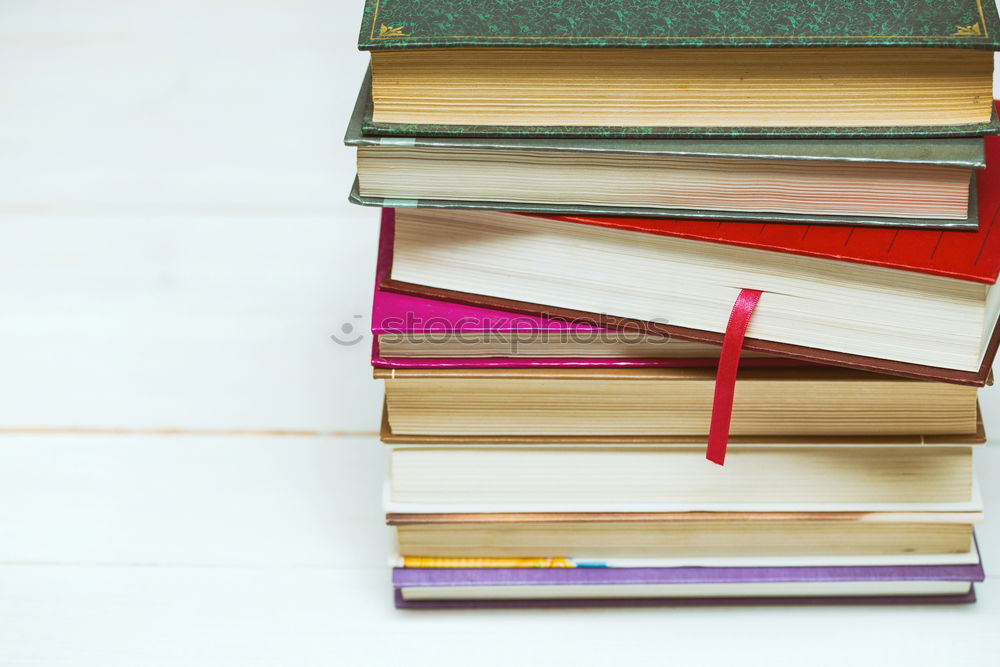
<box><xmin>392</xmin><ymin>559</ymin><xmax>984</xmax><ymax>607</ymax></box>
<box><xmin>388</xmin><ymin>510</ymin><xmax>982</xmax><ymax>559</ymax></box>
<box><xmin>379</xmin><ymin>405</ymin><xmax>986</xmax><ymax>448</ymax></box>
<box><xmin>358</xmin><ymin>0</ymin><xmax>999</xmax><ymax>136</ymax></box>
<box><xmin>392</xmin><ymin>550</ymin><xmax>984</xmax><ymax>569</ymax></box>
<box><xmin>394</xmin><ymin>589</ymin><xmax>978</xmax><ymax>609</ymax></box>
<box><xmin>378</xmin><ymin>402</ymin><xmax>988</xmax><ymax>447</ymax></box>
<box><xmin>387</xmin><ymin>444</ymin><xmax>977</xmax><ymax>507</ymax></box>
<box><xmin>382</xmin><ymin>135</ymin><xmax>1000</xmax><ymax>386</ymax></box>
<box><xmin>347</xmin><ymin>74</ymin><xmax>984</xmax><ymax>229</ymax></box>
<box><xmin>376</xmin><ymin>366</ymin><xmax>980</xmax><ymax>439</ymax></box>
<box><xmin>371</xmin><ymin>210</ymin><xmax>799</xmax><ymax>370</ymax></box>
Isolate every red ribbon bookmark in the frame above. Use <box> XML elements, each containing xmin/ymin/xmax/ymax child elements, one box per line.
<box><xmin>706</xmin><ymin>289</ymin><xmax>764</xmax><ymax>466</ymax></box>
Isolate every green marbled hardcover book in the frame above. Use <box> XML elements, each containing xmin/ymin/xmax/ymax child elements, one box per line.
<box><xmin>359</xmin><ymin>0</ymin><xmax>1000</xmax><ymax>50</ymax></box>
<box><xmin>356</xmin><ymin>0</ymin><xmax>1000</xmax><ymax>138</ymax></box>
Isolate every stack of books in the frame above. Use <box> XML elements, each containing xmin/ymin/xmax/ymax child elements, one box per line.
<box><xmin>346</xmin><ymin>0</ymin><xmax>999</xmax><ymax>608</ymax></box>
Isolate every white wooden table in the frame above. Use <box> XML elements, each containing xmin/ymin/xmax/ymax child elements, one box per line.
<box><xmin>1</xmin><ymin>3</ymin><xmax>998</xmax><ymax>664</ymax></box>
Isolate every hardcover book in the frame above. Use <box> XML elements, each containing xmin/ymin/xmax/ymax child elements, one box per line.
<box><xmin>382</xmin><ymin>134</ymin><xmax>1000</xmax><ymax>387</ymax></box>
<box><xmin>395</xmin><ymin>590</ymin><xmax>978</xmax><ymax>609</ymax></box>
<box><xmin>359</xmin><ymin>0</ymin><xmax>1000</xmax><ymax>50</ymax></box>
<box><xmin>393</xmin><ymin>560</ymin><xmax>984</xmax><ymax>608</ymax></box>
<box><xmin>378</xmin><ymin>402</ymin><xmax>989</xmax><ymax>447</ymax></box>
<box><xmin>386</xmin><ymin>445</ymin><xmax>977</xmax><ymax>507</ymax></box>
<box><xmin>376</xmin><ymin>366</ymin><xmax>980</xmax><ymax>439</ymax></box>
<box><xmin>347</xmin><ymin>73</ymin><xmax>984</xmax><ymax>229</ymax></box>
<box><xmin>358</xmin><ymin>0</ymin><xmax>1000</xmax><ymax>137</ymax></box>
<box><xmin>388</xmin><ymin>510</ymin><xmax>983</xmax><ymax>558</ymax></box>
<box><xmin>371</xmin><ymin>210</ymin><xmax>799</xmax><ymax>370</ymax></box>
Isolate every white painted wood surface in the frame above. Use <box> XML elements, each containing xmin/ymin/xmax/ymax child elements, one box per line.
<box><xmin>0</xmin><ymin>3</ymin><xmax>998</xmax><ymax>664</ymax></box>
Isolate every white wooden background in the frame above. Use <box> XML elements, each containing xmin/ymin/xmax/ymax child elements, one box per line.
<box><xmin>0</xmin><ymin>2</ymin><xmax>998</xmax><ymax>665</ymax></box>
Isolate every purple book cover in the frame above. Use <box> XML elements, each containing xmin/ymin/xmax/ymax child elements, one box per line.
<box><xmin>393</xmin><ymin>561</ymin><xmax>983</xmax><ymax>609</ymax></box>
<box><xmin>393</xmin><ymin>562</ymin><xmax>985</xmax><ymax>588</ymax></box>
<box><xmin>372</xmin><ymin>209</ymin><xmax>805</xmax><ymax>370</ymax></box>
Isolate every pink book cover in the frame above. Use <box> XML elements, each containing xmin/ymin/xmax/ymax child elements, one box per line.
<box><xmin>371</xmin><ymin>209</ymin><xmax>804</xmax><ymax>370</ymax></box>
